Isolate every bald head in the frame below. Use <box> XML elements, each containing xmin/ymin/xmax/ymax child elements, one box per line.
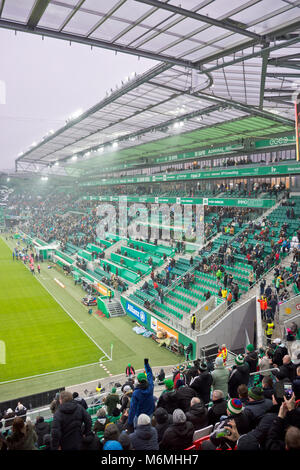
<box><xmin>190</xmin><ymin>397</ymin><xmax>201</xmax><ymax>407</ymax></box>
<box><xmin>212</xmin><ymin>390</ymin><xmax>224</xmax><ymax>401</ymax></box>
<box><xmin>285</xmin><ymin>426</ymin><xmax>300</xmax><ymax>450</ymax></box>
<box><xmin>283</xmin><ymin>355</ymin><xmax>291</xmax><ymax>365</ymax></box>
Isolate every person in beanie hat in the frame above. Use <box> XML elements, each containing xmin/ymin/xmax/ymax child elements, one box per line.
<box><xmin>125</xmin><ymin>363</ymin><xmax>135</xmax><ymax>379</ymax></box>
<box><xmin>157</xmin><ymin>379</ymin><xmax>179</xmax><ymax>415</ymax></box>
<box><xmin>103</xmin><ymin>440</ymin><xmax>123</xmax><ymax>450</ymax></box>
<box><xmin>152</xmin><ymin>407</ymin><xmax>172</xmax><ymax>444</ymax></box>
<box><xmin>228</xmin><ymin>355</ymin><xmax>250</xmax><ymax>399</ymax></box>
<box><xmin>227</xmin><ymin>398</ymin><xmax>243</xmax><ymax>415</ymax></box>
<box><xmin>129</xmin><ymin>414</ymin><xmax>159</xmax><ymax>450</ymax></box>
<box><xmin>244</xmin><ymin>386</ymin><xmax>273</xmax><ymax>426</ymax></box>
<box><xmin>159</xmin><ymin>409</ymin><xmax>194</xmax><ymax>450</ymax></box>
<box><xmin>190</xmin><ymin>362</ymin><xmax>213</xmax><ymax>405</ymax></box>
<box><xmin>127</xmin><ymin>358</ymin><xmax>154</xmax><ymax>432</ymax></box>
<box><xmin>211</xmin><ymin>356</ymin><xmax>230</xmax><ymax>398</ymax></box>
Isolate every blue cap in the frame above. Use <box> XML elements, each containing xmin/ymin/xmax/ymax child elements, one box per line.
<box><xmin>103</xmin><ymin>440</ymin><xmax>123</xmax><ymax>450</ymax></box>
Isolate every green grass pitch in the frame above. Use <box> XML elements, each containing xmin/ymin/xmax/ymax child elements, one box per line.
<box><xmin>0</xmin><ymin>238</ymin><xmax>102</xmax><ymax>382</ymax></box>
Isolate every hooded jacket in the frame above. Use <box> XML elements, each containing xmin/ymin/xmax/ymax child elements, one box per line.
<box><xmin>129</xmin><ymin>424</ymin><xmax>159</xmax><ymax>450</ymax></box>
<box><xmin>157</xmin><ymin>389</ymin><xmax>179</xmax><ymax>415</ymax></box>
<box><xmin>175</xmin><ymin>385</ymin><xmax>197</xmax><ymax>413</ymax></box>
<box><xmin>51</xmin><ymin>400</ymin><xmax>92</xmax><ymax>450</ymax></box>
<box><xmin>211</xmin><ymin>364</ymin><xmax>230</xmax><ymax>397</ymax></box>
<box><xmin>228</xmin><ymin>364</ymin><xmax>250</xmax><ymax>398</ymax></box>
<box><xmin>34</xmin><ymin>418</ymin><xmax>51</xmax><ymax>447</ymax></box>
<box><xmin>189</xmin><ymin>371</ymin><xmax>213</xmax><ymax>405</ymax></box>
<box><xmin>245</xmin><ymin>351</ymin><xmax>258</xmax><ymax>374</ymax></box>
<box><xmin>159</xmin><ymin>420</ymin><xmax>194</xmax><ymax>450</ymax></box>
<box><xmin>185</xmin><ymin>403</ymin><xmax>209</xmax><ymax>430</ymax></box>
<box><xmin>128</xmin><ymin>362</ymin><xmax>154</xmax><ymax>426</ymax></box>
<box><xmin>153</xmin><ymin>408</ymin><xmax>172</xmax><ymax>443</ymax></box>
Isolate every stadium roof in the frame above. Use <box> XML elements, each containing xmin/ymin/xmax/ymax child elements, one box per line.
<box><xmin>1</xmin><ymin>0</ymin><xmax>299</xmax><ymax>176</ymax></box>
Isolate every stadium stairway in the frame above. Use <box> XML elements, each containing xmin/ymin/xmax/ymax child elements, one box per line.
<box><xmin>105</xmin><ymin>299</ymin><xmax>126</xmax><ymax>318</ymax></box>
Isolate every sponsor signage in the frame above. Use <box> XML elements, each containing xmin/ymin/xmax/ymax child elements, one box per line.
<box><xmin>125</xmin><ymin>301</ymin><xmax>147</xmax><ymax>325</ymax></box>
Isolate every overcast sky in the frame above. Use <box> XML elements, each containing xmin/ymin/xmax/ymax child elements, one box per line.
<box><xmin>0</xmin><ymin>28</ymin><xmax>156</xmax><ymax>171</ymax></box>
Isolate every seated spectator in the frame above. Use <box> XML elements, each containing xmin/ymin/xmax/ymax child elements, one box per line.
<box><xmin>159</xmin><ymin>409</ymin><xmax>194</xmax><ymax>451</ymax></box>
<box><xmin>152</xmin><ymin>407</ymin><xmax>172</xmax><ymax>444</ymax></box>
<box><xmin>185</xmin><ymin>397</ymin><xmax>208</xmax><ymax>430</ymax></box>
<box><xmin>4</xmin><ymin>408</ymin><xmax>15</xmax><ymax>428</ymax></box>
<box><xmin>6</xmin><ymin>417</ymin><xmax>38</xmax><ymax>450</ymax></box>
<box><xmin>119</xmin><ymin>432</ymin><xmax>133</xmax><ymax>450</ymax></box>
<box><xmin>262</xmin><ymin>376</ymin><xmax>275</xmax><ymax>400</ymax></box>
<box><xmin>244</xmin><ymin>387</ymin><xmax>273</xmax><ymax>428</ymax></box>
<box><xmin>14</xmin><ymin>402</ymin><xmax>27</xmax><ymax>421</ymax></box>
<box><xmin>211</xmin><ymin>356</ymin><xmax>230</xmax><ymax>398</ymax></box>
<box><xmin>207</xmin><ymin>390</ymin><xmax>227</xmax><ymax>426</ymax></box>
<box><xmin>102</xmin><ymin>440</ymin><xmax>123</xmax><ymax>450</ymax></box>
<box><xmin>93</xmin><ymin>407</ymin><xmax>109</xmax><ymax>433</ymax></box>
<box><xmin>237</xmin><ymin>384</ymin><xmax>249</xmax><ymax>406</ymax></box>
<box><xmin>102</xmin><ymin>422</ymin><xmax>120</xmax><ymax>447</ymax></box>
<box><xmin>34</xmin><ymin>416</ymin><xmax>51</xmax><ymax>448</ymax></box>
<box><xmin>129</xmin><ymin>414</ymin><xmax>159</xmax><ymax>450</ymax></box>
<box><xmin>273</xmin><ymin>355</ymin><xmax>297</xmax><ymax>382</ymax></box>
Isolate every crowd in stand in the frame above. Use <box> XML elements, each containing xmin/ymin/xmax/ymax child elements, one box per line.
<box><xmin>1</xmin><ymin>346</ymin><xmax>300</xmax><ymax>451</ymax></box>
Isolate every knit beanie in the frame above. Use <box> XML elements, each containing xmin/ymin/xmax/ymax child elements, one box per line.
<box><xmin>215</xmin><ymin>356</ymin><xmax>224</xmax><ymax>367</ymax></box>
<box><xmin>111</xmin><ymin>387</ymin><xmax>117</xmax><ymax>393</ymax></box>
<box><xmin>123</xmin><ymin>385</ymin><xmax>131</xmax><ymax>393</ymax></box>
<box><xmin>137</xmin><ymin>414</ymin><xmax>150</xmax><ymax>426</ymax></box>
<box><xmin>103</xmin><ymin>440</ymin><xmax>123</xmax><ymax>450</ymax></box>
<box><xmin>137</xmin><ymin>372</ymin><xmax>147</xmax><ymax>382</ymax></box>
<box><xmin>235</xmin><ymin>354</ymin><xmax>244</xmax><ymax>365</ymax></box>
<box><xmin>227</xmin><ymin>399</ymin><xmax>243</xmax><ymax>415</ymax></box>
<box><xmin>173</xmin><ymin>409</ymin><xmax>186</xmax><ymax>424</ymax></box>
<box><xmin>164</xmin><ymin>379</ymin><xmax>174</xmax><ymax>391</ymax></box>
<box><xmin>199</xmin><ymin>361</ymin><xmax>207</xmax><ymax>372</ymax></box>
<box><xmin>246</xmin><ymin>344</ymin><xmax>254</xmax><ymax>352</ymax></box>
<box><xmin>248</xmin><ymin>387</ymin><xmax>263</xmax><ymax>401</ymax></box>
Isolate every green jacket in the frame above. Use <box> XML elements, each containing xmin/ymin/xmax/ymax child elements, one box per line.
<box><xmin>104</xmin><ymin>393</ymin><xmax>120</xmax><ymax>416</ymax></box>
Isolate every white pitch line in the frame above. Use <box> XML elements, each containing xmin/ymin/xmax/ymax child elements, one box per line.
<box><xmin>1</xmin><ymin>237</ymin><xmax>111</xmax><ymax>362</ymax></box>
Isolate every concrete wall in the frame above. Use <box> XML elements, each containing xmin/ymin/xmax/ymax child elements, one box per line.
<box><xmin>196</xmin><ymin>296</ymin><xmax>256</xmax><ymax>357</ymax></box>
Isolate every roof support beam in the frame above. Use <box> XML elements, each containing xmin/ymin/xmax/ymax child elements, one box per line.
<box><xmin>259</xmin><ymin>47</ymin><xmax>270</xmax><ymax>109</ymax></box>
<box><xmin>27</xmin><ymin>0</ymin><xmax>51</xmax><ymax>29</ymax></box>
<box><xmin>0</xmin><ymin>19</ymin><xmax>199</xmax><ymax>70</ymax></box>
<box><xmin>134</xmin><ymin>0</ymin><xmax>263</xmax><ymax>41</ymax></box>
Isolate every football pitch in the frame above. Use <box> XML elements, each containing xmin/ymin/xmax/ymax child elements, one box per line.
<box><xmin>0</xmin><ymin>236</ymin><xmax>177</xmax><ymax>401</ymax></box>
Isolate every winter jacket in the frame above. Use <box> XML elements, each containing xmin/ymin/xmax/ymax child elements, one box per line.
<box><xmin>245</xmin><ymin>351</ymin><xmax>258</xmax><ymax>374</ymax></box>
<box><xmin>228</xmin><ymin>364</ymin><xmax>250</xmax><ymax>398</ymax></box>
<box><xmin>34</xmin><ymin>419</ymin><xmax>51</xmax><ymax>447</ymax></box>
<box><xmin>153</xmin><ymin>408</ymin><xmax>172</xmax><ymax>443</ymax></box>
<box><xmin>211</xmin><ymin>365</ymin><xmax>230</xmax><ymax>397</ymax></box>
<box><xmin>244</xmin><ymin>398</ymin><xmax>273</xmax><ymax>426</ymax></box>
<box><xmin>292</xmin><ymin>375</ymin><xmax>300</xmax><ymax>400</ymax></box>
<box><xmin>272</xmin><ymin>345</ymin><xmax>288</xmax><ymax>367</ymax></box>
<box><xmin>159</xmin><ymin>421</ymin><xmax>194</xmax><ymax>450</ymax></box>
<box><xmin>128</xmin><ymin>362</ymin><xmax>154</xmax><ymax>426</ymax></box>
<box><xmin>185</xmin><ymin>403</ymin><xmax>209</xmax><ymax>430</ymax></box>
<box><xmin>273</xmin><ymin>362</ymin><xmax>297</xmax><ymax>382</ymax></box>
<box><xmin>51</xmin><ymin>400</ymin><xmax>92</xmax><ymax>450</ymax></box>
<box><xmin>6</xmin><ymin>422</ymin><xmax>38</xmax><ymax>450</ymax></box>
<box><xmin>157</xmin><ymin>390</ymin><xmax>179</xmax><ymax>415</ymax></box>
<box><xmin>175</xmin><ymin>386</ymin><xmax>197</xmax><ymax>413</ymax></box>
<box><xmin>189</xmin><ymin>371</ymin><xmax>213</xmax><ymax>405</ymax></box>
<box><xmin>104</xmin><ymin>393</ymin><xmax>120</xmax><ymax>416</ymax></box>
<box><xmin>129</xmin><ymin>424</ymin><xmax>159</xmax><ymax>450</ymax></box>
<box><xmin>207</xmin><ymin>399</ymin><xmax>228</xmax><ymax>426</ymax></box>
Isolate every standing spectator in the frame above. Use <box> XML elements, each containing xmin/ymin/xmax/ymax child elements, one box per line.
<box><xmin>72</xmin><ymin>392</ymin><xmax>88</xmax><ymax>410</ymax></box>
<box><xmin>51</xmin><ymin>391</ymin><xmax>92</xmax><ymax>451</ymax></box>
<box><xmin>211</xmin><ymin>356</ymin><xmax>230</xmax><ymax>398</ymax></box>
<box><xmin>157</xmin><ymin>379</ymin><xmax>178</xmax><ymax>415</ymax></box>
<box><xmin>103</xmin><ymin>387</ymin><xmax>120</xmax><ymax>416</ymax></box>
<box><xmin>228</xmin><ymin>354</ymin><xmax>250</xmax><ymax>399</ymax></box>
<box><xmin>125</xmin><ymin>363</ymin><xmax>135</xmax><ymax>379</ymax></box>
<box><xmin>6</xmin><ymin>417</ymin><xmax>38</xmax><ymax>450</ymax></box>
<box><xmin>127</xmin><ymin>359</ymin><xmax>154</xmax><ymax>432</ymax></box>
<box><xmin>272</xmin><ymin>355</ymin><xmax>297</xmax><ymax>382</ymax></box>
<box><xmin>14</xmin><ymin>402</ymin><xmax>27</xmax><ymax>422</ymax></box>
<box><xmin>245</xmin><ymin>344</ymin><xmax>258</xmax><ymax>387</ymax></box>
<box><xmin>189</xmin><ymin>362</ymin><xmax>213</xmax><ymax>405</ymax></box>
<box><xmin>292</xmin><ymin>366</ymin><xmax>300</xmax><ymax>400</ymax></box>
